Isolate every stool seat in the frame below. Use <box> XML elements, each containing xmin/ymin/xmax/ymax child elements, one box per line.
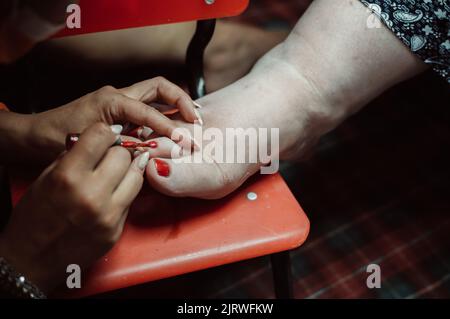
<box><xmin>10</xmin><ymin>173</ymin><xmax>309</xmax><ymax>297</ymax></box>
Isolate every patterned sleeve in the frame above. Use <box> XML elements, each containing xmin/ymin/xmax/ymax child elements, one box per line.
<box><xmin>359</xmin><ymin>0</ymin><xmax>450</xmax><ymax>84</ymax></box>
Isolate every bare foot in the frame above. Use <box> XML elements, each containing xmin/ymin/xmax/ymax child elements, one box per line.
<box><xmin>204</xmin><ymin>22</ymin><xmax>289</xmax><ymax>92</ymax></box>
<box><xmin>140</xmin><ymin>55</ymin><xmax>333</xmax><ymax>199</ymax></box>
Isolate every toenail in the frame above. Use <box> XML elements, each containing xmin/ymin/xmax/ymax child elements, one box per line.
<box><xmin>154</xmin><ymin>159</ymin><xmax>170</xmax><ymax>177</ymax></box>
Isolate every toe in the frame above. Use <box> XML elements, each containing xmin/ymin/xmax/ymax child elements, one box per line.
<box><xmin>146</xmin><ymin>156</ymin><xmax>237</xmax><ymax>199</ymax></box>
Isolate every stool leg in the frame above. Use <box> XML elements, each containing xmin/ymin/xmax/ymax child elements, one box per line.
<box><xmin>185</xmin><ymin>19</ymin><xmax>216</xmax><ymax>99</ymax></box>
<box><xmin>270</xmin><ymin>251</ymin><xmax>294</xmax><ymax>299</ymax></box>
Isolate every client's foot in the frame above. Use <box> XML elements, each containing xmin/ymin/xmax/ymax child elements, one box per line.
<box><xmin>141</xmin><ymin>56</ymin><xmax>335</xmax><ymax>199</ymax></box>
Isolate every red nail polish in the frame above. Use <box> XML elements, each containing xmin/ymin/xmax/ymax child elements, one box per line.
<box><xmin>147</xmin><ymin>141</ymin><xmax>158</xmax><ymax>149</ymax></box>
<box><xmin>154</xmin><ymin>159</ymin><xmax>170</xmax><ymax>177</ymax></box>
<box><xmin>121</xmin><ymin>141</ymin><xmax>138</xmax><ymax>148</ymax></box>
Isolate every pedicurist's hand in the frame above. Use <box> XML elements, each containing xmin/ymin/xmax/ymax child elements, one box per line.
<box><xmin>29</xmin><ymin>77</ymin><xmax>201</xmax><ymax>162</ymax></box>
<box><xmin>0</xmin><ymin>123</ymin><xmax>150</xmax><ymax>294</ymax></box>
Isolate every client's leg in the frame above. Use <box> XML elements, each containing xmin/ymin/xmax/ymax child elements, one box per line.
<box><xmin>45</xmin><ymin>21</ymin><xmax>288</xmax><ymax>91</ymax></box>
<box><xmin>142</xmin><ymin>0</ymin><xmax>426</xmax><ymax>199</ymax></box>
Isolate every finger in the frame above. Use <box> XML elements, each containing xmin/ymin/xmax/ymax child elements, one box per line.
<box><xmin>60</xmin><ymin>123</ymin><xmax>118</xmax><ymax>171</ymax></box>
<box><xmin>127</xmin><ymin>125</ymin><xmax>154</xmax><ymax>140</ymax></box>
<box><xmin>113</xmin><ymin>152</ymin><xmax>149</xmax><ymax>208</ymax></box>
<box><xmin>132</xmin><ymin>137</ymin><xmax>183</xmax><ymax>159</ymax></box>
<box><xmin>109</xmin><ymin>93</ymin><xmax>178</xmax><ymax>138</ymax></box>
<box><xmin>94</xmin><ymin>146</ymin><xmax>132</xmax><ymax>192</ymax></box>
<box><xmin>120</xmin><ymin>77</ymin><xmax>202</xmax><ymax>125</ymax></box>
<box><xmin>110</xmin><ymin>93</ymin><xmax>197</xmax><ymax>150</ymax></box>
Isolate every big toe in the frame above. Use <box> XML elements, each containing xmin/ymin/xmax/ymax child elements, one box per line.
<box><xmin>146</xmin><ymin>157</ymin><xmax>249</xmax><ymax>199</ymax></box>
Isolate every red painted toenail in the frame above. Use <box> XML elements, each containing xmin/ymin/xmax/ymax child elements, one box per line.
<box><xmin>154</xmin><ymin>159</ymin><xmax>170</xmax><ymax>177</ymax></box>
<box><xmin>148</xmin><ymin>141</ymin><xmax>158</xmax><ymax>149</ymax></box>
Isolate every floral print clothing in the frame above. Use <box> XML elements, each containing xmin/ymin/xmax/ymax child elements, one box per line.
<box><xmin>360</xmin><ymin>0</ymin><xmax>450</xmax><ymax>84</ymax></box>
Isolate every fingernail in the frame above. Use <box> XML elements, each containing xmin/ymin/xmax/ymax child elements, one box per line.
<box><xmin>193</xmin><ymin>101</ymin><xmax>203</xmax><ymax>109</ymax></box>
<box><xmin>191</xmin><ymin>137</ymin><xmax>201</xmax><ymax>152</ymax></box>
<box><xmin>141</xmin><ymin>126</ymin><xmax>154</xmax><ymax>139</ymax></box>
<box><xmin>110</xmin><ymin>124</ymin><xmax>123</xmax><ymax>135</ymax></box>
<box><xmin>138</xmin><ymin>152</ymin><xmax>150</xmax><ymax>170</ymax></box>
<box><xmin>113</xmin><ymin>136</ymin><xmax>122</xmax><ymax>146</ymax></box>
<box><xmin>194</xmin><ymin>109</ymin><xmax>204</xmax><ymax>126</ymax></box>
<box><xmin>154</xmin><ymin>159</ymin><xmax>170</xmax><ymax>177</ymax></box>
<box><xmin>134</xmin><ymin>150</ymin><xmax>141</xmax><ymax>158</ymax></box>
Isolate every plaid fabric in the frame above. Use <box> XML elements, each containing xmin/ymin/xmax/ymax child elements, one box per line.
<box><xmin>100</xmin><ymin>0</ymin><xmax>450</xmax><ymax>299</ymax></box>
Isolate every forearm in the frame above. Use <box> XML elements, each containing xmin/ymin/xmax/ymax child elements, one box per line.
<box><xmin>271</xmin><ymin>0</ymin><xmax>427</xmax><ymax>116</ymax></box>
<box><xmin>0</xmin><ymin>111</ymin><xmax>36</xmax><ymax>164</ymax></box>
<box><xmin>0</xmin><ymin>109</ymin><xmax>64</xmax><ymax>165</ymax></box>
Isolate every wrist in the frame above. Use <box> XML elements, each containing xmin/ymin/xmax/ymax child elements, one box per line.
<box><xmin>0</xmin><ymin>234</ymin><xmax>52</xmax><ymax>295</ymax></box>
<box><xmin>249</xmin><ymin>49</ymin><xmax>346</xmax><ymax>159</ymax></box>
<box><xmin>28</xmin><ymin>111</ymin><xmax>66</xmax><ymax>162</ymax></box>
<box><xmin>0</xmin><ymin>257</ymin><xmax>47</xmax><ymax>299</ymax></box>
<box><xmin>0</xmin><ymin>112</ymin><xmax>35</xmax><ymax>162</ymax></box>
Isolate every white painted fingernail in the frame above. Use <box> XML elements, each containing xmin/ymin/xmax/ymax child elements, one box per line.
<box><xmin>138</xmin><ymin>152</ymin><xmax>150</xmax><ymax>170</ymax></box>
<box><xmin>194</xmin><ymin>109</ymin><xmax>204</xmax><ymax>126</ymax></box>
<box><xmin>110</xmin><ymin>124</ymin><xmax>123</xmax><ymax>135</ymax></box>
<box><xmin>137</xmin><ymin>127</ymin><xmax>144</xmax><ymax>137</ymax></box>
<box><xmin>141</xmin><ymin>126</ymin><xmax>154</xmax><ymax>139</ymax></box>
<box><xmin>192</xmin><ymin>137</ymin><xmax>201</xmax><ymax>151</ymax></box>
<box><xmin>193</xmin><ymin>101</ymin><xmax>203</xmax><ymax>109</ymax></box>
<box><xmin>134</xmin><ymin>150</ymin><xmax>141</xmax><ymax>158</ymax></box>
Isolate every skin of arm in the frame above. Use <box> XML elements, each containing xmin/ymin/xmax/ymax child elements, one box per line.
<box><xmin>0</xmin><ymin>111</ymin><xmax>36</xmax><ymax>164</ymax></box>
<box><xmin>0</xmin><ymin>78</ymin><xmax>200</xmax><ymax>165</ymax></box>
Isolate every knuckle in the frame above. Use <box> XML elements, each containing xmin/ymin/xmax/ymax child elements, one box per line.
<box><xmin>93</xmin><ymin>86</ymin><xmax>119</xmax><ymax>105</ymax></box>
<box><xmin>49</xmin><ymin>167</ymin><xmax>77</xmax><ymax>190</ymax></box>
<box><xmin>99</xmin><ymin>85</ymin><xmax>117</xmax><ymax>95</ymax></box>
<box><xmin>77</xmin><ymin>192</ymin><xmax>103</xmax><ymax>217</ymax></box>
<box><xmin>96</xmin><ymin>214</ymin><xmax>117</xmax><ymax>233</ymax></box>
<box><xmin>154</xmin><ymin>76</ymin><xmax>167</xmax><ymax>83</ymax></box>
<box><xmin>108</xmin><ymin>146</ymin><xmax>131</xmax><ymax>163</ymax></box>
<box><xmin>91</xmin><ymin>122</ymin><xmax>112</xmax><ymax>137</ymax></box>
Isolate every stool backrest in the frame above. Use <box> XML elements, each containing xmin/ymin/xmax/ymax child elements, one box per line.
<box><xmin>56</xmin><ymin>0</ymin><xmax>249</xmax><ymax>37</ymax></box>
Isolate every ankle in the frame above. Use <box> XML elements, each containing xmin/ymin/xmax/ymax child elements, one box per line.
<box><xmin>249</xmin><ymin>51</ymin><xmax>345</xmax><ymax>159</ymax></box>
